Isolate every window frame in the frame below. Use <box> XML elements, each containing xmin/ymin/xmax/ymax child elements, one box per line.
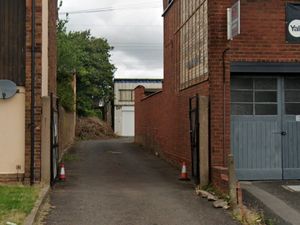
<box><xmin>231</xmin><ymin>77</ymin><xmax>279</xmax><ymax>116</ymax></box>
<box><xmin>119</xmin><ymin>89</ymin><xmax>135</xmax><ymax>102</ymax></box>
<box><xmin>284</xmin><ymin>77</ymin><xmax>300</xmax><ymax>115</ymax></box>
<box><xmin>179</xmin><ymin>0</ymin><xmax>208</xmax><ymax>90</ymax></box>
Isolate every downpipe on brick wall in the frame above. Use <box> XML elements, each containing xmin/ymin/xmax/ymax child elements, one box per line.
<box><xmin>30</xmin><ymin>0</ymin><xmax>36</xmax><ymax>185</ymax></box>
<box><xmin>222</xmin><ymin>48</ymin><xmax>230</xmax><ymax>166</ymax></box>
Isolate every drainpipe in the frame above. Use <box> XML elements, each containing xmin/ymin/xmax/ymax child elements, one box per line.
<box><xmin>222</xmin><ymin>48</ymin><xmax>230</xmax><ymax>166</ymax></box>
<box><xmin>30</xmin><ymin>0</ymin><xmax>36</xmax><ymax>185</ymax></box>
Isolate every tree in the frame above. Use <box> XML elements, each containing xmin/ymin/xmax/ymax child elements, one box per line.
<box><xmin>57</xmin><ymin>13</ymin><xmax>115</xmax><ymax>117</ymax></box>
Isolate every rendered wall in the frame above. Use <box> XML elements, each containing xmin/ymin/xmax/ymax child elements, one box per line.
<box><xmin>41</xmin><ymin>96</ymin><xmax>50</xmax><ymax>184</ymax></box>
<box><xmin>0</xmin><ymin>87</ymin><xmax>25</xmax><ymax>175</ymax></box>
<box><xmin>0</xmin><ymin>0</ymin><xmax>57</xmax><ymax>183</ymax></box>
<box><xmin>59</xmin><ymin>106</ymin><xmax>76</xmax><ymax>158</ymax></box>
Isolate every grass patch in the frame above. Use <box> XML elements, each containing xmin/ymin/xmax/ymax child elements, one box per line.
<box><xmin>0</xmin><ymin>185</ymin><xmax>39</xmax><ymax>225</ymax></box>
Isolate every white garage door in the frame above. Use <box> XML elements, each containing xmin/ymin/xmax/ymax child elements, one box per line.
<box><xmin>122</xmin><ymin>107</ymin><xmax>135</xmax><ymax>136</ymax></box>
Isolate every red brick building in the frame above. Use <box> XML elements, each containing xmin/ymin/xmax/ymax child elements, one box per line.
<box><xmin>135</xmin><ymin>0</ymin><xmax>300</xmax><ymax>191</ymax></box>
<box><xmin>0</xmin><ymin>0</ymin><xmax>57</xmax><ymax>184</ymax></box>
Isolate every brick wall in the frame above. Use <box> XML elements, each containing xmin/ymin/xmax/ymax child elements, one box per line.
<box><xmin>208</xmin><ymin>0</ymin><xmax>300</xmax><ymax>189</ymax></box>
<box><xmin>135</xmin><ymin>0</ymin><xmax>209</xmax><ymax>172</ymax></box>
<box><xmin>48</xmin><ymin>0</ymin><xmax>57</xmax><ymax>95</ymax></box>
<box><xmin>23</xmin><ymin>0</ymin><xmax>57</xmax><ymax>183</ymax></box>
<box><xmin>24</xmin><ymin>0</ymin><xmax>43</xmax><ymax>183</ymax></box>
<box><xmin>0</xmin><ymin>174</ymin><xmax>25</xmax><ymax>183</ymax></box>
<box><xmin>135</xmin><ymin>0</ymin><xmax>300</xmax><ymax>192</ymax></box>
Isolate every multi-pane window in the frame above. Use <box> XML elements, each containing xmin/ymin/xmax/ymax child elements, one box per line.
<box><xmin>119</xmin><ymin>90</ymin><xmax>135</xmax><ymax>102</ymax></box>
<box><xmin>284</xmin><ymin>77</ymin><xmax>300</xmax><ymax>115</ymax></box>
<box><xmin>231</xmin><ymin>77</ymin><xmax>278</xmax><ymax>116</ymax></box>
<box><xmin>179</xmin><ymin>0</ymin><xmax>208</xmax><ymax>89</ymax></box>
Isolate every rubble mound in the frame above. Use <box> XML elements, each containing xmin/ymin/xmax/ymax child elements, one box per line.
<box><xmin>76</xmin><ymin>117</ymin><xmax>116</xmax><ymax>140</ymax></box>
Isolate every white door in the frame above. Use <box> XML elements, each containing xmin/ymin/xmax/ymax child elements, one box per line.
<box><xmin>121</xmin><ymin>107</ymin><xmax>135</xmax><ymax>136</ymax></box>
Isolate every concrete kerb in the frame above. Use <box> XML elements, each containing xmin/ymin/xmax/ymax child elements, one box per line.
<box><xmin>23</xmin><ymin>185</ymin><xmax>50</xmax><ymax>225</ymax></box>
<box><xmin>241</xmin><ymin>183</ymin><xmax>300</xmax><ymax>225</ymax></box>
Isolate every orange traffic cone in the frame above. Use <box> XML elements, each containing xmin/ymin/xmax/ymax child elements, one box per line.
<box><xmin>179</xmin><ymin>162</ymin><xmax>190</xmax><ymax>181</ymax></box>
<box><xmin>59</xmin><ymin>163</ymin><xmax>66</xmax><ymax>181</ymax></box>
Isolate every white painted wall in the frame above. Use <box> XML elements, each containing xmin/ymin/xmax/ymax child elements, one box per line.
<box><xmin>114</xmin><ymin>79</ymin><xmax>162</xmax><ymax>136</ymax></box>
<box><xmin>0</xmin><ymin>87</ymin><xmax>25</xmax><ymax>174</ymax></box>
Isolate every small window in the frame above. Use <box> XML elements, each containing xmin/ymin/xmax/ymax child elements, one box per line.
<box><xmin>284</xmin><ymin>77</ymin><xmax>300</xmax><ymax>115</ymax></box>
<box><xmin>255</xmin><ymin>104</ymin><xmax>277</xmax><ymax>115</ymax></box>
<box><xmin>255</xmin><ymin>91</ymin><xmax>277</xmax><ymax>103</ymax></box>
<box><xmin>231</xmin><ymin>103</ymin><xmax>253</xmax><ymax>115</ymax></box>
<box><xmin>255</xmin><ymin>79</ymin><xmax>277</xmax><ymax>90</ymax></box>
<box><xmin>119</xmin><ymin>90</ymin><xmax>134</xmax><ymax>102</ymax></box>
<box><xmin>231</xmin><ymin>78</ymin><xmax>253</xmax><ymax>90</ymax></box>
<box><xmin>285</xmin><ymin>103</ymin><xmax>300</xmax><ymax>115</ymax></box>
<box><xmin>285</xmin><ymin>78</ymin><xmax>300</xmax><ymax>89</ymax></box>
<box><xmin>231</xmin><ymin>90</ymin><xmax>253</xmax><ymax>102</ymax></box>
<box><xmin>285</xmin><ymin>90</ymin><xmax>300</xmax><ymax>102</ymax></box>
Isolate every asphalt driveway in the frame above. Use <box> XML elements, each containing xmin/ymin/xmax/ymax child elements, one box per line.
<box><xmin>43</xmin><ymin>138</ymin><xmax>238</xmax><ymax>225</ymax></box>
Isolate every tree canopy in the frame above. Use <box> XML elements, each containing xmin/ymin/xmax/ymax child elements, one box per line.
<box><xmin>57</xmin><ymin>16</ymin><xmax>115</xmax><ymax>117</ymax></box>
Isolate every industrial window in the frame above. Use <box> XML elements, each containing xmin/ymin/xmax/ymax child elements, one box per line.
<box><xmin>231</xmin><ymin>77</ymin><xmax>278</xmax><ymax>116</ymax></box>
<box><xmin>119</xmin><ymin>90</ymin><xmax>135</xmax><ymax>102</ymax></box>
<box><xmin>179</xmin><ymin>0</ymin><xmax>208</xmax><ymax>89</ymax></box>
<box><xmin>0</xmin><ymin>0</ymin><xmax>25</xmax><ymax>86</ymax></box>
<box><xmin>284</xmin><ymin>77</ymin><xmax>300</xmax><ymax>115</ymax></box>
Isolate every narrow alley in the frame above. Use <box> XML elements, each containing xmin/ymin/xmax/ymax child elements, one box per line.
<box><xmin>42</xmin><ymin>138</ymin><xmax>238</xmax><ymax>225</ymax></box>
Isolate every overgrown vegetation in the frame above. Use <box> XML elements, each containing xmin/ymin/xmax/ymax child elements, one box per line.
<box><xmin>201</xmin><ymin>184</ymin><xmax>271</xmax><ymax>225</ymax></box>
<box><xmin>0</xmin><ymin>185</ymin><xmax>39</xmax><ymax>225</ymax></box>
<box><xmin>233</xmin><ymin>207</ymin><xmax>266</xmax><ymax>225</ymax></box>
<box><xmin>76</xmin><ymin>117</ymin><xmax>116</xmax><ymax>140</ymax></box>
<box><xmin>57</xmin><ymin>1</ymin><xmax>115</xmax><ymax>116</ymax></box>
<box><xmin>202</xmin><ymin>183</ymin><xmax>230</xmax><ymax>202</ymax></box>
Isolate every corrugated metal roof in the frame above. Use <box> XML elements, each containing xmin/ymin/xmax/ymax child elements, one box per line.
<box><xmin>114</xmin><ymin>79</ymin><xmax>163</xmax><ymax>83</ymax></box>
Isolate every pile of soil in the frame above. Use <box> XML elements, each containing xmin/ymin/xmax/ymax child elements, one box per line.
<box><xmin>76</xmin><ymin>117</ymin><xmax>116</xmax><ymax>140</ymax></box>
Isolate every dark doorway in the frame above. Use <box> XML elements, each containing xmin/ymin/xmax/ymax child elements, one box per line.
<box><xmin>51</xmin><ymin>94</ymin><xmax>59</xmax><ymax>185</ymax></box>
<box><xmin>189</xmin><ymin>95</ymin><xmax>200</xmax><ymax>184</ymax></box>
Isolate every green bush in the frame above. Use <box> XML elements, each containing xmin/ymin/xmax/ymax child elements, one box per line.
<box><xmin>57</xmin><ymin>11</ymin><xmax>115</xmax><ymax>116</ymax></box>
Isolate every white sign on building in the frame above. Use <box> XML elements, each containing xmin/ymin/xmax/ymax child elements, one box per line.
<box><xmin>227</xmin><ymin>0</ymin><xmax>240</xmax><ymax>40</ymax></box>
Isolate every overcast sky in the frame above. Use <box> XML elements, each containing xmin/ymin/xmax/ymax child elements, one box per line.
<box><xmin>59</xmin><ymin>0</ymin><xmax>164</xmax><ymax>79</ymax></box>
